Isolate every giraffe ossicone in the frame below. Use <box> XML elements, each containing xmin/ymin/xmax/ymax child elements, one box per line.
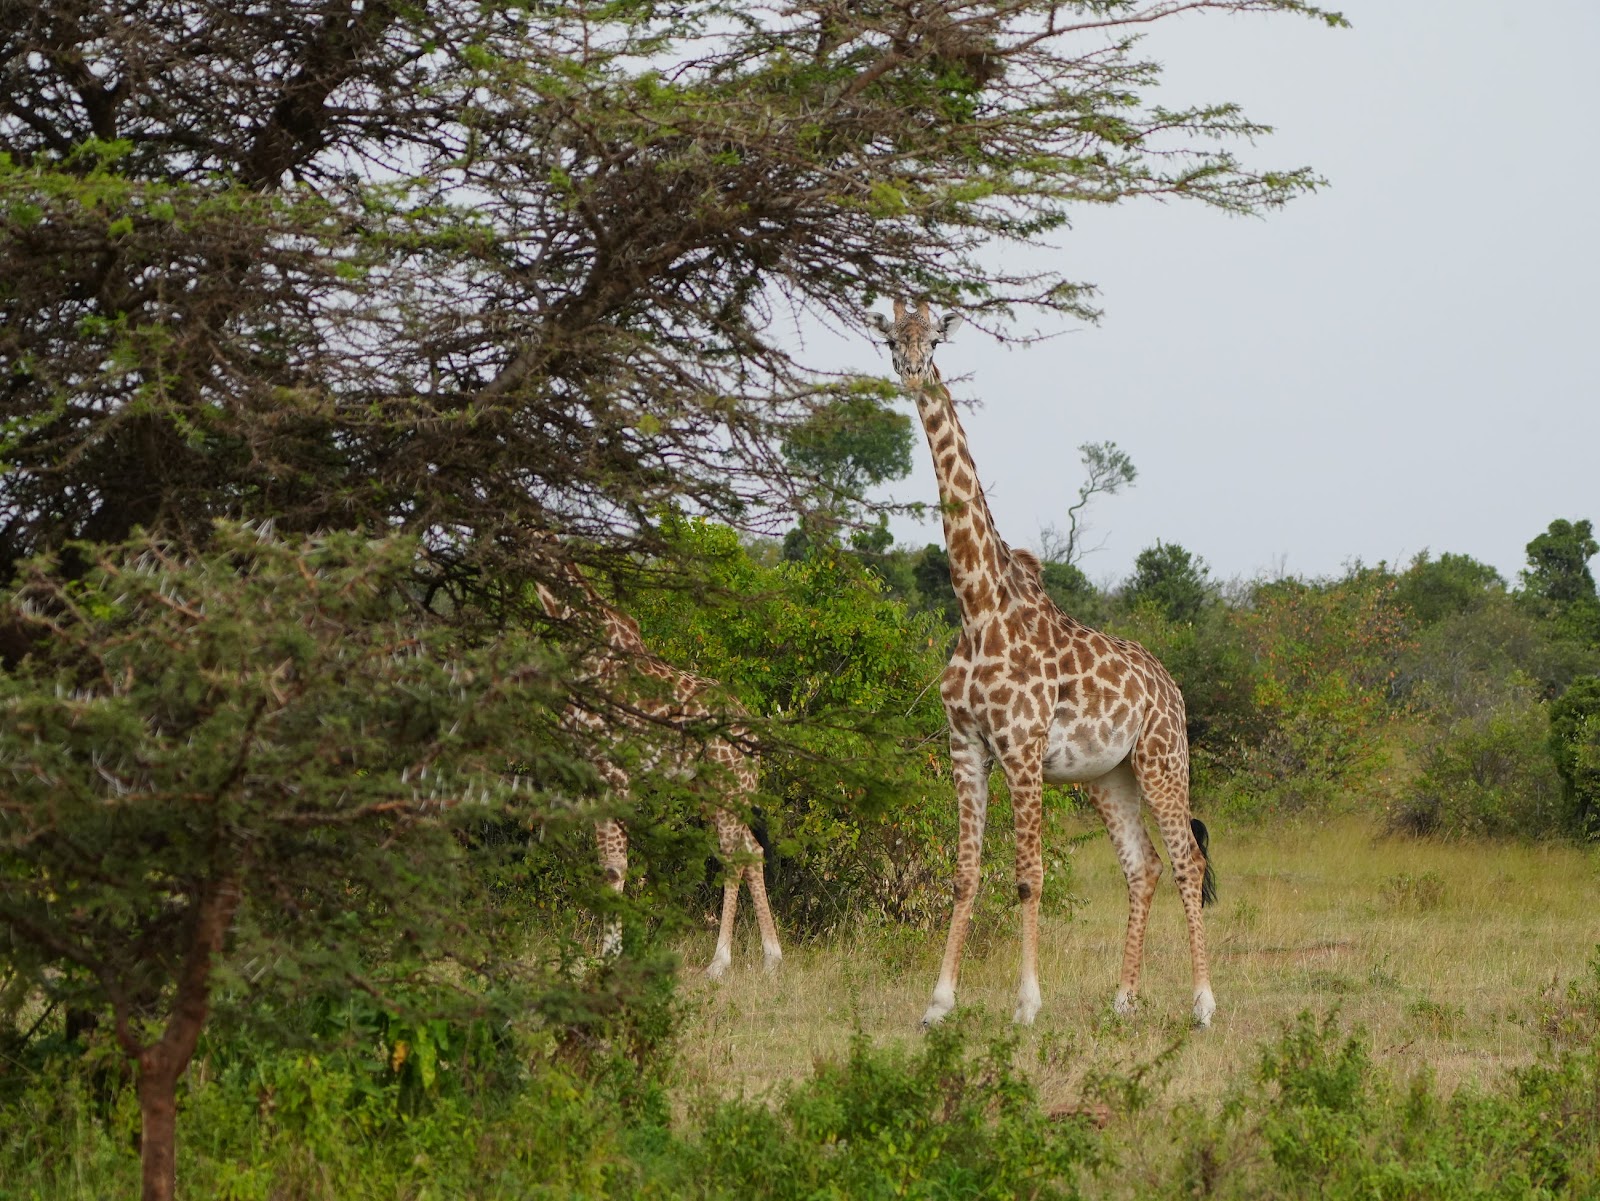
<box><xmin>872</xmin><ymin>298</ymin><xmax>1216</xmax><ymax>1029</ymax></box>
<box><xmin>536</xmin><ymin>547</ymin><xmax>782</xmax><ymax>980</ymax></box>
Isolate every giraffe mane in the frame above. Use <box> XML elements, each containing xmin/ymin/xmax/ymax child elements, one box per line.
<box><xmin>1009</xmin><ymin>546</ymin><xmax>1043</xmax><ymax>577</ymax></box>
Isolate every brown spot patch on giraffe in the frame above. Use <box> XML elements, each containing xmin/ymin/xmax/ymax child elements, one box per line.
<box><xmin>1016</xmin><ymin>880</ymin><xmax>1033</xmax><ymax>901</ymax></box>
<box><xmin>1094</xmin><ymin>658</ymin><xmax>1126</xmax><ymax>685</ymax></box>
<box><xmin>982</xmin><ymin>622</ymin><xmax>1006</xmax><ymax>658</ymax></box>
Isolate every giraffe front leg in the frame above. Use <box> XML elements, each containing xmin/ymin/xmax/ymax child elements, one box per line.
<box><xmin>923</xmin><ymin>734</ymin><xmax>990</xmax><ymax>1027</ymax></box>
<box><xmin>1003</xmin><ymin>744</ymin><xmax>1047</xmax><ymax>1026</ymax></box>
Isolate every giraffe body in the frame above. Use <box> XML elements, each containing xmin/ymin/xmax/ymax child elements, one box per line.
<box><xmin>870</xmin><ymin>300</ymin><xmax>1214</xmax><ymax>1028</ymax></box>
<box><xmin>538</xmin><ymin>564</ymin><xmax>782</xmax><ymax>979</ymax></box>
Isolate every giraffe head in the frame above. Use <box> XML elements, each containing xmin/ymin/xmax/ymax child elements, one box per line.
<box><xmin>868</xmin><ymin>298</ymin><xmax>963</xmax><ymax>385</ymax></box>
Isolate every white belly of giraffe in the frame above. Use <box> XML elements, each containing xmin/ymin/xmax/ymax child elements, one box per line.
<box><xmin>1040</xmin><ymin>718</ymin><xmax>1137</xmax><ymax>785</ymax></box>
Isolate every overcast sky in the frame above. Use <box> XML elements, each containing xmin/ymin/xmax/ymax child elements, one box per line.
<box><xmin>837</xmin><ymin>0</ymin><xmax>1599</xmax><ymax>589</ymax></box>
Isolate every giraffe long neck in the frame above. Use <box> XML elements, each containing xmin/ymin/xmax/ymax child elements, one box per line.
<box><xmin>911</xmin><ymin>366</ymin><xmax>1007</xmax><ymax>628</ymax></box>
<box><xmin>536</xmin><ymin>566</ymin><xmax>650</xmax><ymax>657</ymax></box>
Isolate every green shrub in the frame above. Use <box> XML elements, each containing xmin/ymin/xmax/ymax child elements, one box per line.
<box><xmin>631</xmin><ymin>520</ymin><xmax>958</xmax><ymax>933</ymax></box>
<box><xmin>1392</xmin><ymin>692</ymin><xmax>1564</xmax><ymax>838</ymax></box>
<box><xmin>1549</xmin><ymin>675</ymin><xmax>1600</xmax><ymax>837</ymax></box>
<box><xmin>1225</xmin><ymin>569</ymin><xmax>1409</xmax><ymax>815</ymax></box>
<box><xmin>686</xmin><ymin>1019</ymin><xmax>1100</xmax><ymax>1200</ymax></box>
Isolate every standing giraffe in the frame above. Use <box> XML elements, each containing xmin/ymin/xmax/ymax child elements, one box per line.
<box><xmin>536</xmin><ymin>550</ymin><xmax>782</xmax><ymax>979</ymax></box>
<box><xmin>868</xmin><ymin>299</ymin><xmax>1216</xmax><ymax>1027</ymax></box>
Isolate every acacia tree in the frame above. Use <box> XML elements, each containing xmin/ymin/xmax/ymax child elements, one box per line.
<box><xmin>0</xmin><ymin>524</ymin><xmax>556</xmax><ymax>1201</ymax></box>
<box><xmin>2</xmin><ymin>0</ymin><xmax>1345</xmax><ymax>607</ymax></box>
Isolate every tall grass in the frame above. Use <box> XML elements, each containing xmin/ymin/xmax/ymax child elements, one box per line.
<box><xmin>4</xmin><ymin>817</ymin><xmax>1597</xmax><ymax>1199</ymax></box>
<box><xmin>676</xmin><ymin>815</ymin><xmax>1599</xmax><ymax>1108</ymax></box>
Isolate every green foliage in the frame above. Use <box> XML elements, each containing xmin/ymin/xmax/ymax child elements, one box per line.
<box><xmin>1521</xmin><ymin>519</ymin><xmax>1600</xmax><ymax>647</ymax></box>
<box><xmin>631</xmin><ymin>521</ymin><xmax>955</xmax><ymax>931</ymax></box>
<box><xmin>1173</xmin><ymin>987</ymin><xmax>1600</xmax><ymax>1200</ymax></box>
<box><xmin>1392</xmin><ymin>688</ymin><xmax>1565</xmax><ymax>838</ymax></box>
<box><xmin>688</xmin><ymin>1020</ymin><xmax>1099</xmax><ymax>1199</ymax></box>
<box><xmin>1232</xmin><ymin>568</ymin><xmax>1409</xmax><ymax>811</ymax></box>
<box><xmin>1039</xmin><ymin>557</ymin><xmax>1102</xmax><ymax>623</ymax></box>
<box><xmin>1258</xmin><ymin>1011</ymin><xmax>1375</xmax><ymax>1185</ymax></box>
<box><xmin>1400</xmin><ymin>591</ymin><xmax>1599</xmax><ymax>717</ymax></box>
<box><xmin>1123</xmin><ymin>540</ymin><xmax>1210</xmax><ymax>624</ymax></box>
<box><xmin>1523</xmin><ymin>519</ymin><xmax>1600</xmax><ymax>608</ymax></box>
<box><xmin>11</xmin><ymin>960</ymin><xmax>1600</xmax><ymax>1201</ymax></box>
<box><xmin>2</xmin><ymin>1006</ymin><xmax>1097</xmax><ymax>1200</ymax></box>
<box><xmin>1395</xmin><ymin>550</ymin><xmax>1506</xmax><ymax>626</ymax></box>
<box><xmin>781</xmin><ymin>391</ymin><xmax>915</xmax><ymax>506</ymax></box>
<box><xmin>0</xmin><ymin>0</ymin><xmax>1339</xmax><ymax>603</ymax></box>
<box><xmin>911</xmin><ymin>542</ymin><xmax>964</xmax><ymax>627</ymax></box>
<box><xmin>0</xmin><ymin>522</ymin><xmax>568</xmax><ymax>1193</ymax></box>
<box><xmin>1549</xmin><ymin>676</ymin><xmax>1600</xmax><ymax>837</ymax></box>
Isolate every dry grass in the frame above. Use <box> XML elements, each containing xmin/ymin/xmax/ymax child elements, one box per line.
<box><xmin>672</xmin><ymin>815</ymin><xmax>1600</xmax><ymax>1113</ymax></box>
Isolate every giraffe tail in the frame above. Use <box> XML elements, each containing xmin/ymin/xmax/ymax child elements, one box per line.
<box><xmin>1191</xmin><ymin>818</ymin><xmax>1218</xmax><ymax>908</ymax></box>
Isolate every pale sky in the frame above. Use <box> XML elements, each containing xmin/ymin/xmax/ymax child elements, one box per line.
<box><xmin>848</xmin><ymin>0</ymin><xmax>1599</xmax><ymax>589</ymax></box>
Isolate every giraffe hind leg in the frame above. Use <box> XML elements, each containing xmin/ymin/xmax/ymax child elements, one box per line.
<box><xmin>705</xmin><ymin>789</ymin><xmax>783</xmax><ymax>978</ymax></box>
<box><xmin>1087</xmin><ymin>761</ymin><xmax>1162</xmax><ymax>1017</ymax></box>
<box><xmin>1135</xmin><ymin>761</ymin><xmax>1216</xmax><ymax>1027</ymax></box>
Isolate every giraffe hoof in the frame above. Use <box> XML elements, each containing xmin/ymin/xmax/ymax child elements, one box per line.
<box><xmin>1013</xmin><ymin>983</ymin><xmax>1042</xmax><ymax>1026</ymax></box>
<box><xmin>762</xmin><ymin>948</ymin><xmax>783</xmax><ymax>974</ymax></box>
<box><xmin>920</xmin><ymin>993</ymin><xmax>956</xmax><ymax>1029</ymax></box>
<box><xmin>704</xmin><ymin>954</ymin><xmax>731</xmax><ymax>981</ymax></box>
<box><xmin>1192</xmin><ymin>987</ymin><xmax>1216</xmax><ymax>1028</ymax></box>
<box><xmin>1112</xmin><ymin>990</ymin><xmax>1138</xmax><ymax>1018</ymax></box>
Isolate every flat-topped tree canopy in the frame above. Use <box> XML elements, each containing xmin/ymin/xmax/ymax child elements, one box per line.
<box><xmin>1</xmin><ymin>0</ymin><xmax>1342</xmax><ymax>609</ymax></box>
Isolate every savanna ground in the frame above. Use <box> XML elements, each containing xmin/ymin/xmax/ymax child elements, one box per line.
<box><xmin>678</xmin><ymin>811</ymin><xmax>1599</xmax><ymax>1118</ymax></box>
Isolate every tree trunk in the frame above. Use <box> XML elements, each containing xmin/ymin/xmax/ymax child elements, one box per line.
<box><xmin>118</xmin><ymin>874</ymin><xmax>241</xmax><ymax>1201</ymax></box>
<box><xmin>137</xmin><ymin>1054</ymin><xmax>182</xmax><ymax>1201</ymax></box>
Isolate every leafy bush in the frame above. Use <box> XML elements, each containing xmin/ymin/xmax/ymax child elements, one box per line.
<box><xmin>1391</xmin><ymin>691</ymin><xmax>1565</xmax><ymax>838</ymax></box>
<box><xmin>1172</xmin><ymin>984</ymin><xmax>1600</xmax><ymax>1200</ymax></box>
<box><xmin>1549</xmin><ymin>675</ymin><xmax>1600</xmax><ymax>838</ymax></box>
<box><xmin>1228</xmin><ymin>569</ymin><xmax>1409</xmax><ymax>813</ymax></box>
<box><xmin>1398</xmin><ymin>594</ymin><xmax>1599</xmax><ymax>717</ymax></box>
<box><xmin>1</xmin><ymin>1005</ymin><xmax>1098</xmax><ymax>1200</ymax></box>
<box><xmin>631</xmin><ymin>520</ymin><xmax>957</xmax><ymax>933</ymax></box>
<box><xmin>685</xmin><ymin>1020</ymin><xmax>1099</xmax><ymax>1200</ymax></box>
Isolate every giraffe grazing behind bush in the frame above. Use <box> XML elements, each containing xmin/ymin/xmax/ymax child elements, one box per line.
<box><xmin>536</xmin><ymin>546</ymin><xmax>782</xmax><ymax>979</ymax></box>
<box><xmin>868</xmin><ymin>299</ymin><xmax>1215</xmax><ymax>1027</ymax></box>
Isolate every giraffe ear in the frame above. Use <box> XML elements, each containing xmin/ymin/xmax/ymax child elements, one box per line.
<box><xmin>867</xmin><ymin>311</ymin><xmax>893</xmax><ymax>337</ymax></box>
<box><xmin>936</xmin><ymin>312</ymin><xmax>963</xmax><ymax>341</ymax></box>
